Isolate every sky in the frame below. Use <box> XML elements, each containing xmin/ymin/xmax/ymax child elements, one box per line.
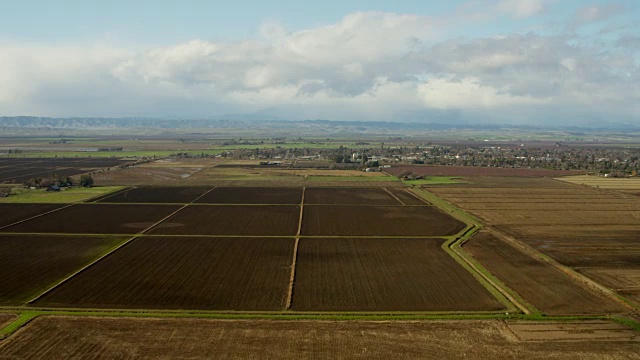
<box><xmin>0</xmin><ymin>0</ymin><xmax>639</xmax><ymax>125</ymax></box>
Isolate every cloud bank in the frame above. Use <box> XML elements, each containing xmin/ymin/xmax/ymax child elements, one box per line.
<box><xmin>1</xmin><ymin>6</ymin><xmax>638</xmax><ymax>125</ymax></box>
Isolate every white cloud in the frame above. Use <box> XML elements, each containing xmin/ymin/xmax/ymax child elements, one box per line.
<box><xmin>496</xmin><ymin>0</ymin><xmax>551</xmax><ymax>18</ymax></box>
<box><xmin>573</xmin><ymin>3</ymin><xmax>624</xmax><ymax>25</ymax></box>
<box><xmin>0</xmin><ymin>10</ymin><xmax>638</xmax><ymax>124</ymax></box>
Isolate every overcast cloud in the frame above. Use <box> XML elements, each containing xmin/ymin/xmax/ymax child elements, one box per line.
<box><xmin>0</xmin><ymin>1</ymin><xmax>638</xmax><ymax>125</ymax></box>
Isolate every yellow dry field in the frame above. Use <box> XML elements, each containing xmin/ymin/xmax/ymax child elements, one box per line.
<box><xmin>1</xmin><ymin>317</ymin><xmax>638</xmax><ymax>359</ymax></box>
<box><xmin>558</xmin><ymin>175</ymin><xmax>640</xmax><ymax>190</ymax></box>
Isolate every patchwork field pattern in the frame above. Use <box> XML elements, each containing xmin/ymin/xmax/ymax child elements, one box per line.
<box><xmin>428</xmin><ymin>177</ymin><xmax>640</xmax><ymax>310</ymax></box>
<box><xmin>464</xmin><ymin>231</ymin><xmax>627</xmax><ymax>314</ymax></box>
<box><xmin>36</xmin><ymin>237</ymin><xmax>295</xmax><ymax>310</ymax></box>
<box><xmin>0</xmin><ymin>235</ymin><xmax>126</xmax><ymax>304</ymax></box>
<box><xmin>292</xmin><ymin>238</ymin><xmax>504</xmax><ymax>311</ymax></box>
<box><xmin>0</xmin><ymin>186</ymin><xmax>496</xmax><ymax>312</ymax></box>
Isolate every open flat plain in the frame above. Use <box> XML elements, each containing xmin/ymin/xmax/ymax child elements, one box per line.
<box><xmin>1</xmin><ymin>165</ymin><xmax>639</xmax><ymax>359</ymax></box>
<box><xmin>1</xmin><ymin>317</ymin><xmax>638</xmax><ymax>359</ymax></box>
<box><xmin>428</xmin><ymin>176</ymin><xmax>640</xmax><ymax>309</ymax></box>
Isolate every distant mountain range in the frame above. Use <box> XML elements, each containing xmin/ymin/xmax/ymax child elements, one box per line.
<box><xmin>1</xmin><ymin>116</ymin><xmax>639</xmax><ymax>136</ymax></box>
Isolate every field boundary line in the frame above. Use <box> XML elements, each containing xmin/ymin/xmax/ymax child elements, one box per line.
<box><xmin>410</xmin><ymin>188</ymin><xmax>536</xmax><ymax>315</ymax></box>
<box><xmin>487</xmin><ymin>227</ymin><xmax>639</xmax><ymax>312</ymax></box>
<box><xmin>383</xmin><ymin>187</ymin><xmax>405</xmax><ymax>205</ymax></box>
<box><xmin>84</xmin><ymin>186</ymin><xmax>132</xmax><ymax>203</ymax></box>
<box><xmin>0</xmin><ymin>312</ymin><xmax>39</xmax><ymax>340</ymax></box>
<box><xmin>0</xmin><ymin>203</ymin><xmax>77</xmax><ymax>231</ymax></box>
<box><xmin>285</xmin><ymin>187</ymin><xmax>305</xmax><ymax>310</ymax></box>
<box><xmin>190</xmin><ymin>186</ymin><xmax>217</xmax><ymax>203</ymax></box>
<box><xmin>26</xmin><ymin>204</ymin><xmax>192</xmax><ymax>305</ymax></box>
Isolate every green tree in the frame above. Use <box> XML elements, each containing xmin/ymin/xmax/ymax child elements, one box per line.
<box><xmin>79</xmin><ymin>174</ymin><xmax>94</xmax><ymax>188</ymax></box>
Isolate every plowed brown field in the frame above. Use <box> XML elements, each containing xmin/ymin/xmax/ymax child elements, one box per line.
<box><xmin>149</xmin><ymin>205</ymin><xmax>299</xmax><ymax>236</ymax></box>
<box><xmin>291</xmin><ymin>238</ymin><xmax>504</xmax><ymax>311</ymax></box>
<box><xmin>301</xmin><ymin>206</ymin><xmax>465</xmax><ymax>236</ymax></box>
<box><xmin>195</xmin><ymin>187</ymin><xmax>302</xmax><ymax>204</ymax></box>
<box><xmin>304</xmin><ymin>188</ymin><xmax>401</xmax><ymax>205</ymax></box>
<box><xmin>464</xmin><ymin>232</ymin><xmax>627</xmax><ymax>314</ymax></box>
<box><xmin>35</xmin><ymin>237</ymin><xmax>295</xmax><ymax>310</ymax></box>
<box><xmin>1</xmin><ymin>204</ymin><xmax>181</xmax><ymax>234</ymax></box>
<box><xmin>0</xmin><ymin>235</ymin><xmax>125</xmax><ymax>304</ymax></box>
<box><xmin>95</xmin><ymin>186</ymin><xmax>212</xmax><ymax>203</ymax></box>
<box><xmin>0</xmin><ymin>204</ymin><xmax>64</xmax><ymax>228</ymax></box>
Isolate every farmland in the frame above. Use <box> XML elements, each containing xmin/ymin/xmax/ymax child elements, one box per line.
<box><xmin>427</xmin><ymin>176</ymin><xmax>640</xmax><ymax>310</ymax></box>
<box><xmin>291</xmin><ymin>238</ymin><xmax>504</xmax><ymax>311</ymax></box>
<box><xmin>0</xmin><ymin>158</ymin><xmax>133</xmax><ymax>184</ymax></box>
<box><xmin>94</xmin><ymin>186</ymin><xmax>212</xmax><ymax>203</ymax></box>
<box><xmin>2</xmin><ymin>317</ymin><xmax>639</xmax><ymax>359</ymax></box>
<box><xmin>301</xmin><ymin>205</ymin><xmax>465</xmax><ymax>236</ymax></box>
<box><xmin>0</xmin><ymin>235</ymin><xmax>126</xmax><ymax>304</ymax></box>
<box><xmin>1</xmin><ymin>204</ymin><xmax>181</xmax><ymax>234</ymax></box>
<box><xmin>304</xmin><ymin>187</ymin><xmax>401</xmax><ymax>205</ymax></box>
<box><xmin>194</xmin><ymin>186</ymin><xmax>302</xmax><ymax>204</ymax></box>
<box><xmin>35</xmin><ymin>237</ymin><xmax>294</xmax><ymax>310</ymax></box>
<box><xmin>148</xmin><ymin>205</ymin><xmax>300</xmax><ymax>236</ymax></box>
<box><xmin>464</xmin><ymin>231</ymin><xmax>627</xmax><ymax>314</ymax></box>
<box><xmin>0</xmin><ymin>203</ymin><xmax>65</xmax><ymax>228</ymax></box>
<box><xmin>1</xmin><ymin>166</ymin><xmax>639</xmax><ymax>358</ymax></box>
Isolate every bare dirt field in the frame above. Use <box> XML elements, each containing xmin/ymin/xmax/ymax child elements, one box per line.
<box><xmin>387</xmin><ymin>165</ymin><xmax>582</xmax><ymax>178</ymax></box>
<box><xmin>301</xmin><ymin>205</ymin><xmax>465</xmax><ymax>236</ymax></box>
<box><xmin>2</xmin><ymin>317</ymin><xmax>638</xmax><ymax>359</ymax></box>
<box><xmin>304</xmin><ymin>187</ymin><xmax>401</xmax><ymax>205</ymax></box>
<box><xmin>464</xmin><ymin>232</ymin><xmax>627</xmax><ymax>314</ymax></box>
<box><xmin>1</xmin><ymin>204</ymin><xmax>181</xmax><ymax>234</ymax></box>
<box><xmin>387</xmin><ymin>188</ymin><xmax>430</xmax><ymax>205</ymax></box>
<box><xmin>35</xmin><ymin>237</ymin><xmax>295</xmax><ymax>310</ymax></box>
<box><xmin>95</xmin><ymin>186</ymin><xmax>213</xmax><ymax>203</ymax></box>
<box><xmin>0</xmin><ymin>158</ymin><xmax>133</xmax><ymax>184</ymax></box>
<box><xmin>0</xmin><ymin>235</ymin><xmax>125</xmax><ymax>304</ymax></box>
<box><xmin>149</xmin><ymin>205</ymin><xmax>300</xmax><ymax>236</ymax></box>
<box><xmin>558</xmin><ymin>175</ymin><xmax>640</xmax><ymax>190</ymax></box>
<box><xmin>194</xmin><ymin>187</ymin><xmax>303</xmax><ymax>204</ymax></box>
<box><xmin>0</xmin><ymin>203</ymin><xmax>64</xmax><ymax>228</ymax></box>
<box><xmin>292</xmin><ymin>238</ymin><xmax>504</xmax><ymax>311</ymax></box>
<box><xmin>428</xmin><ymin>177</ymin><xmax>640</xmax><ymax>309</ymax></box>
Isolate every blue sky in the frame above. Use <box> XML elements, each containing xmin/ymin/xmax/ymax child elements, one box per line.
<box><xmin>0</xmin><ymin>0</ymin><xmax>638</xmax><ymax>125</ymax></box>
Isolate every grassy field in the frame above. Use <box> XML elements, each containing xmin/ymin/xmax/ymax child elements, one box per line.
<box><xmin>0</xmin><ymin>186</ymin><xmax>125</xmax><ymax>203</ymax></box>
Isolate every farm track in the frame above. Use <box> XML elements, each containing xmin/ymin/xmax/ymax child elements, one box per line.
<box><xmin>285</xmin><ymin>187</ymin><xmax>305</xmax><ymax>310</ymax></box>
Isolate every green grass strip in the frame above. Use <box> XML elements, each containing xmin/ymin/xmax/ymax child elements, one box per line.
<box><xmin>0</xmin><ymin>312</ymin><xmax>39</xmax><ymax>339</ymax></box>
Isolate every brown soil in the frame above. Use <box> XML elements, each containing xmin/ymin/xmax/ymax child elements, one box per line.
<box><xmin>0</xmin><ymin>158</ymin><xmax>132</xmax><ymax>184</ymax></box>
<box><xmin>194</xmin><ymin>187</ymin><xmax>303</xmax><ymax>204</ymax></box>
<box><xmin>95</xmin><ymin>186</ymin><xmax>213</xmax><ymax>203</ymax></box>
<box><xmin>1</xmin><ymin>204</ymin><xmax>181</xmax><ymax>234</ymax></box>
<box><xmin>35</xmin><ymin>237</ymin><xmax>295</xmax><ymax>310</ymax></box>
<box><xmin>292</xmin><ymin>238</ymin><xmax>504</xmax><ymax>311</ymax></box>
<box><xmin>2</xmin><ymin>317</ymin><xmax>638</xmax><ymax>359</ymax></box>
<box><xmin>301</xmin><ymin>205</ymin><xmax>465</xmax><ymax>236</ymax></box>
<box><xmin>149</xmin><ymin>205</ymin><xmax>300</xmax><ymax>236</ymax></box>
<box><xmin>386</xmin><ymin>188</ymin><xmax>431</xmax><ymax>205</ymax></box>
<box><xmin>304</xmin><ymin>187</ymin><xmax>402</xmax><ymax>205</ymax></box>
<box><xmin>0</xmin><ymin>235</ymin><xmax>125</xmax><ymax>304</ymax></box>
<box><xmin>0</xmin><ymin>204</ymin><xmax>64</xmax><ymax>228</ymax></box>
<box><xmin>464</xmin><ymin>231</ymin><xmax>627</xmax><ymax>314</ymax></box>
